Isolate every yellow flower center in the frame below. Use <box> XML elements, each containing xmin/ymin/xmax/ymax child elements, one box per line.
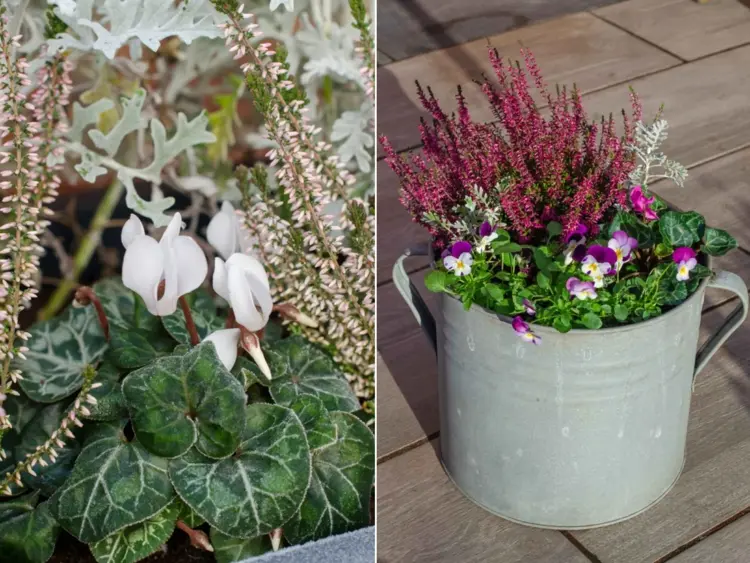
<box><xmin>590</xmin><ymin>263</ymin><xmax>598</xmax><ymax>273</ymax></box>
<box><xmin>679</xmin><ymin>265</ymin><xmax>688</xmax><ymax>276</ymax></box>
<box><xmin>456</xmin><ymin>260</ymin><xmax>464</xmax><ymax>269</ymax></box>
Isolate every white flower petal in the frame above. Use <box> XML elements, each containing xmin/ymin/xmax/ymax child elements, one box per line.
<box><xmin>121</xmin><ymin>214</ymin><xmax>144</xmax><ymax>249</ymax></box>
<box><xmin>206</xmin><ymin>206</ymin><xmax>237</xmax><ymax>260</ymax></box>
<box><xmin>172</xmin><ymin>236</ymin><xmax>208</xmax><ymax>297</ymax></box>
<box><xmin>122</xmin><ymin>236</ymin><xmax>164</xmax><ymax>315</ymax></box>
<box><xmin>213</xmin><ymin>258</ymin><xmax>230</xmax><ymax>302</ymax></box>
<box><xmin>204</xmin><ymin>328</ymin><xmax>240</xmax><ymax>371</ymax></box>
<box><xmin>160</xmin><ymin>212</ymin><xmax>183</xmax><ymax>247</ymax></box>
<box><xmin>228</xmin><ymin>265</ymin><xmax>266</xmax><ymax>332</ymax></box>
<box><xmin>226</xmin><ymin>253</ymin><xmax>270</xmax><ymax>292</ymax></box>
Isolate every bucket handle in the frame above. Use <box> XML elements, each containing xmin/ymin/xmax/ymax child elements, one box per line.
<box><xmin>394</xmin><ymin>255</ymin><xmax>748</xmax><ymax>374</ymax></box>
<box><xmin>694</xmin><ymin>270</ymin><xmax>749</xmax><ymax>382</ymax></box>
<box><xmin>393</xmin><ymin>246</ymin><xmax>437</xmax><ymax>354</ymax></box>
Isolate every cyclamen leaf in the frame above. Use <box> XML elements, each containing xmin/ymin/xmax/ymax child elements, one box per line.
<box><xmin>169</xmin><ymin>403</ymin><xmax>311</xmax><ymax>539</ymax></box>
<box><xmin>89</xmin><ymin>501</ymin><xmax>180</xmax><ymax>563</ymax></box>
<box><xmin>162</xmin><ymin>307</ymin><xmax>225</xmax><ymax>346</ymax></box>
<box><xmin>289</xmin><ymin>394</ymin><xmax>337</xmax><ymax>450</ymax></box>
<box><xmin>284</xmin><ymin>412</ymin><xmax>374</xmax><ymax>546</ymax></box>
<box><xmin>0</xmin><ymin>491</ymin><xmax>40</xmax><ymax>523</ymax></box>
<box><xmin>703</xmin><ymin>227</ymin><xmax>737</xmax><ymax>256</ymax></box>
<box><xmin>231</xmin><ymin>356</ymin><xmax>261</xmax><ymax>390</ymax></box>
<box><xmin>93</xmin><ymin>278</ymin><xmax>162</xmax><ymax>334</ymax></box>
<box><xmin>16</xmin><ymin>305</ymin><xmax>108</xmax><ymax>403</ymax></box>
<box><xmin>122</xmin><ymin>342</ymin><xmax>247</xmax><ymax>459</ymax></box>
<box><xmin>84</xmin><ymin>363</ymin><xmax>128</xmax><ymax>422</ymax></box>
<box><xmin>0</xmin><ymin>501</ymin><xmax>60</xmax><ymax>563</ymax></box>
<box><xmin>211</xmin><ymin>528</ymin><xmax>272</xmax><ymax>563</ymax></box>
<box><xmin>108</xmin><ymin>327</ymin><xmax>176</xmax><ymax>370</ymax></box>
<box><xmin>176</xmin><ymin>499</ymin><xmax>204</xmax><ymax>529</ymax></box>
<box><xmin>659</xmin><ymin>211</ymin><xmax>705</xmax><ymax>247</ymax></box>
<box><xmin>49</xmin><ymin>422</ymin><xmax>175</xmax><ymax>543</ymax></box>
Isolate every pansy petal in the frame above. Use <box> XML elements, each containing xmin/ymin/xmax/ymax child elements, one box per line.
<box><xmin>171</xmin><ymin>236</ymin><xmax>208</xmax><ymax>297</ymax></box>
<box><xmin>122</xmin><ymin>235</ymin><xmax>164</xmax><ymax>316</ymax></box>
<box><xmin>204</xmin><ymin>328</ymin><xmax>240</xmax><ymax>371</ymax></box>
<box><xmin>213</xmin><ymin>257</ymin><xmax>230</xmax><ymax>301</ymax></box>
<box><xmin>443</xmin><ymin>256</ymin><xmax>458</xmax><ymax>270</ymax></box>
<box><xmin>121</xmin><ymin>214</ymin><xmax>144</xmax><ymax>249</ymax></box>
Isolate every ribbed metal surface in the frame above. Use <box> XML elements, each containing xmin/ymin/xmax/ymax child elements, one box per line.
<box><xmin>437</xmin><ymin>289</ymin><xmax>704</xmax><ymax>529</ymax></box>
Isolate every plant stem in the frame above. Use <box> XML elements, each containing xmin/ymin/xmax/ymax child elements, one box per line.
<box><xmin>179</xmin><ymin>296</ymin><xmax>200</xmax><ymax>346</ymax></box>
<box><xmin>176</xmin><ymin>521</ymin><xmax>214</xmax><ymax>552</ymax></box>
<box><xmin>74</xmin><ymin>286</ymin><xmax>110</xmax><ymax>340</ymax></box>
<box><xmin>38</xmin><ymin>179</ymin><xmax>124</xmax><ymax>321</ymax></box>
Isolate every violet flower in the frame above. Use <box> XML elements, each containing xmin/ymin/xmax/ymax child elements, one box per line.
<box><xmin>564</xmin><ymin>223</ymin><xmax>589</xmax><ymax>244</ymax></box>
<box><xmin>608</xmin><ymin>230</ymin><xmax>638</xmax><ymax>270</ymax></box>
<box><xmin>630</xmin><ymin>185</ymin><xmax>659</xmax><ymax>221</ymax></box>
<box><xmin>476</xmin><ymin>222</ymin><xmax>498</xmax><ymax>252</ymax></box>
<box><xmin>444</xmin><ymin>252</ymin><xmax>473</xmax><ymax>276</ymax></box>
<box><xmin>450</xmin><ymin>241</ymin><xmax>472</xmax><ymax>257</ymax></box>
<box><xmin>523</xmin><ymin>299</ymin><xmax>536</xmax><ymax>316</ymax></box>
<box><xmin>566</xmin><ymin>277</ymin><xmax>598</xmax><ymax>300</ymax></box>
<box><xmin>563</xmin><ymin>223</ymin><xmax>588</xmax><ymax>265</ymax></box>
<box><xmin>581</xmin><ymin>245</ymin><xmax>617</xmax><ymax>288</ymax></box>
<box><xmin>512</xmin><ymin>316</ymin><xmax>541</xmax><ymax>345</ymax></box>
<box><xmin>673</xmin><ymin>247</ymin><xmax>697</xmax><ymax>281</ymax></box>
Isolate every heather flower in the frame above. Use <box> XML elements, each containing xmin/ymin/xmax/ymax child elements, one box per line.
<box><xmin>608</xmin><ymin>230</ymin><xmax>638</xmax><ymax>270</ymax></box>
<box><xmin>444</xmin><ymin>252</ymin><xmax>473</xmax><ymax>276</ymax></box>
<box><xmin>566</xmin><ymin>277</ymin><xmax>598</xmax><ymax>300</ymax></box>
<box><xmin>630</xmin><ymin>185</ymin><xmax>658</xmax><ymax>221</ymax></box>
<box><xmin>512</xmin><ymin>316</ymin><xmax>541</xmax><ymax>345</ymax></box>
<box><xmin>673</xmin><ymin>247</ymin><xmax>697</xmax><ymax>281</ymax></box>
<box><xmin>206</xmin><ymin>201</ymin><xmax>255</xmax><ymax>260</ymax></box>
<box><xmin>582</xmin><ymin>245</ymin><xmax>617</xmax><ymax>288</ymax></box>
<box><xmin>523</xmin><ymin>299</ymin><xmax>536</xmax><ymax>316</ymax></box>
<box><xmin>121</xmin><ymin>213</ymin><xmax>208</xmax><ymax>316</ymax></box>
<box><xmin>213</xmin><ymin>254</ymin><xmax>273</xmax><ymax>332</ymax></box>
<box><xmin>203</xmin><ymin>328</ymin><xmax>241</xmax><ymax>371</ymax></box>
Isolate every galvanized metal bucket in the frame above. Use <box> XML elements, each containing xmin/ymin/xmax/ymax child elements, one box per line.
<box><xmin>393</xmin><ymin>245</ymin><xmax>748</xmax><ymax>529</ymax></box>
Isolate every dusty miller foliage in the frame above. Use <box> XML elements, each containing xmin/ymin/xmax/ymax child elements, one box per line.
<box><xmin>628</xmin><ymin>119</ymin><xmax>688</xmax><ymax>189</ymax></box>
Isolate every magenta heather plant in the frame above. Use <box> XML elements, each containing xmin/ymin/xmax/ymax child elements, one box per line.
<box><xmin>381</xmin><ymin>48</ymin><xmax>643</xmax><ymax>247</ymax></box>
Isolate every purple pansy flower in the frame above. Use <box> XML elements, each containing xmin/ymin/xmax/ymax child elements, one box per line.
<box><xmin>608</xmin><ymin>230</ymin><xmax>638</xmax><ymax>270</ymax></box>
<box><xmin>450</xmin><ymin>240</ymin><xmax>472</xmax><ymax>257</ymax></box>
<box><xmin>582</xmin><ymin>245</ymin><xmax>617</xmax><ymax>288</ymax></box>
<box><xmin>629</xmin><ymin>185</ymin><xmax>659</xmax><ymax>221</ymax></box>
<box><xmin>564</xmin><ymin>223</ymin><xmax>589</xmax><ymax>244</ymax></box>
<box><xmin>566</xmin><ymin>277</ymin><xmax>598</xmax><ymax>300</ymax></box>
<box><xmin>563</xmin><ymin>224</ymin><xmax>589</xmax><ymax>265</ymax></box>
<box><xmin>479</xmin><ymin>221</ymin><xmax>493</xmax><ymax>238</ymax></box>
<box><xmin>673</xmin><ymin>247</ymin><xmax>697</xmax><ymax>281</ymax></box>
<box><xmin>523</xmin><ymin>299</ymin><xmax>536</xmax><ymax>316</ymax></box>
<box><xmin>512</xmin><ymin>316</ymin><xmax>541</xmax><ymax>345</ymax></box>
<box><xmin>476</xmin><ymin>222</ymin><xmax>498</xmax><ymax>252</ymax></box>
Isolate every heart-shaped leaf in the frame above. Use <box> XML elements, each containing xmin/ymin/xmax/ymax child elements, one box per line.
<box><xmin>89</xmin><ymin>500</ymin><xmax>180</xmax><ymax>563</ymax></box>
<box><xmin>704</xmin><ymin>227</ymin><xmax>738</xmax><ymax>256</ymax></box>
<box><xmin>122</xmin><ymin>342</ymin><xmax>246</xmax><ymax>459</ymax></box>
<box><xmin>211</xmin><ymin>528</ymin><xmax>272</xmax><ymax>563</ymax></box>
<box><xmin>49</xmin><ymin>421</ymin><xmax>175</xmax><ymax>543</ymax></box>
<box><xmin>265</xmin><ymin>336</ymin><xmax>359</xmax><ymax>412</ymax></box>
<box><xmin>93</xmin><ymin>278</ymin><xmax>161</xmax><ymax>334</ymax></box>
<box><xmin>84</xmin><ymin>363</ymin><xmax>127</xmax><ymax>422</ymax></box>
<box><xmin>231</xmin><ymin>357</ymin><xmax>261</xmax><ymax>390</ymax></box>
<box><xmin>0</xmin><ymin>501</ymin><xmax>60</xmax><ymax>563</ymax></box>
<box><xmin>108</xmin><ymin>327</ymin><xmax>176</xmax><ymax>370</ymax></box>
<box><xmin>284</xmin><ymin>412</ymin><xmax>374</xmax><ymax>545</ymax></box>
<box><xmin>0</xmin><ymin>491</ymin><xmax>39</xmax><ymax>523</ymax></box>
<box><xmin>170</xmin><ymin>403</ymin><xmax>311</xmax><ymax>539</ymax></box>
<box><xmin>15</xmin><ymin>401</ymin><xmax>81</xmax><ymax>495</ymax></box>
<box><xmin>16</xmin><ymin>305</ymin><xmax>108</xmax><ymax>402</ymax></box>
<box><xmin>176</xmin><ymin>499</ymin><xmax>204</xmax><ymax>528</ymax></box>
<box><xmin>288</xmin><ymin>394</ymin><xmax>336</xmax><ymax>450</ymax></box>
<box><xmin>659</xmin><ymin>211</ymin><xmax>705</xmax><ymax>247</ymax></box>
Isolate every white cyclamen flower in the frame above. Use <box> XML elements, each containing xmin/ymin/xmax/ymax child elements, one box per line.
<box><xmin>203</xmin><ymin>328</ymin><xmax>241</xmax><ymax>371</ymax></box>
<box><xmin>270</xmin><ymin>0</ymin><xmax>294</xmax><ymax>11</ymax></box>
<box><xmin>121</xmin><ymin>213</ymin><xmax>208</xmax><ymax>316</ymax></box>
<box><xmin>213</xmin><ymin>253</ymin><xmax>273</xmax><ymax>332</ymax></box>
<box><xmin>206</xmin><ymin>201</ymin><xmax>255</xmax><ymax>260</ymax></box>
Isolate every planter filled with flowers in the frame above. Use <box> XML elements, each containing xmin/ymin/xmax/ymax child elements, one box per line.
<box><xmin>382</xmin><ymin>49</ymin><xmax>748</xmax><ymax>529</ymax></box>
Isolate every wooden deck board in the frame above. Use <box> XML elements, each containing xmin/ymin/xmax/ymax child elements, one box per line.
<box><xmin>377</xmin><ymin>12</ymin><xmax>680</xmax><ymax>156</ymax></box>
<box><xmin>670</xmin><ymin>513</ymin><xmax>750</xmax><ymax>562</ymax></box>
<box><xmin>595</xmin><ymin>0</ymin><xmax>750</xmax><ymax>61</ymax></box>
<box><xmin>377</xmin><ymin>440</ymin><xmax>591</xmax><ymax>563</ymax></box>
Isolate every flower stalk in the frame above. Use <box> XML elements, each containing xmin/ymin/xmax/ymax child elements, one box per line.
<box><xmin>74</xmin><ymin>286</ymin><xmax>110</xmax><ymax>340</ymax></box>
<box><xmin>179</xmin><ymin>296</ymin><xmax>200</xmax><ymax>346</ymax></box>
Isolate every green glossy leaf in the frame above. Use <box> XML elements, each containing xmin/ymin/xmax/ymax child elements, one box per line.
<box><xmin>581</xmin><ymin>313</ymin><xmax>603</xmax><ymax>330</ymax></box>
<box><xmin>659</xmin><ymin>211</ymin><xmax>704</xmax><ymax>247</ymax></box>
<box><xmin>231</xmin><ymin>357</ymin><xmax>261</xmax><ymax>390</ymax></box>
<box><xmin>553</xmin><ymin>316</ymin><xmax>571</xmax><ymax>334</ymax></box>
<box><xmin>704</xmin><ymin>227</ymin><xmax>737</xmax><ymax>256</ymax></box>
<box><xmin>284</xmin><ymin>412</ymin><xmax>374</xmax><ymax>545</ymax></box>
<box><xmin>211</xmin><ymin>528</ymin><xmax>272</xmax><ymax>563</ymax></box>
<box><xmin>162</xmin><ymin>307</ymin><xmax>225</xmax><ymax>347</ymax></box>
<box><xmin>108</xmin><ymin>327</ymin><xmax>175</xmax><ymax>370</ymax></box>
<box><xmin>49</xmin><ymin>422</ymin><xmax>175</xmax><ymax>543</ymax></box>
<box><xmin>85</xmin><ymin>362</ymin><xmax>127</xmax><ymax>422</ymax></box>
<box><xmin>16</xmin><ymin>305</ymin><xmax>108</xmax><ymax>402</ymax></box>
<box><xmin>424</xmin><ymin>270</ymin><xmax>449</xmax><ymax>293</ymax></box>
<box><xmin>0</xmin><ymin>501</ymin><xmax>60</xmax><ymax>563</ymax></box>
<box><xmin>0</xmin><ymin>491</ymin><xmax>39</xmax><ymax>523</ymax></box>
<box><xmin>176</xmin><ymin>499</ymin><xmax>204</xmax><ymax>528</ymax></box>
<box><xmin>660</xmin><ymin>281</ymin><xmax>689</xmax><ymax>306</ymax></box>
<box><xmin>122</xmin><ymin>342</ymin><xmax>247</xmax><ymax>459</ymax></box>
<box><xmin>2</xmin><ymin>393</ymin><xmax>42</xmax><ymax>435</ymax></box>
<box><xmin>93</xmin><ymin>278</ymin><xmax>161</xmax><ymax>334</ymax></box>
<box><xmin>494</xmin><ymin>242</ymin><xmax>522</xmax><ymax>254</ymax></box>
<box><xmin>15</xmin><ymin>401</ymin><xmax>81</xmax><ymax>495</ymax></box>
<box><xmin>89</xmin><ymin>501</ymin><xmax>180</xmax><ymax>563</ymax></box>
<box><xmin>614</xmin><ymin>304</ymin><xmax>629</xmax><ymax>322</ymax></box>
<box><xmin>654</xmin><ymin>243</ymin><xmax>674</xmax><ymax>258</ymax></box>
<box><xmin>266</xmin><ymin>336</ymin><xmax>359</xmax><ymax>412</ymax></box>
<box><xmin>170</xmin><ymin>403</ymin><xmax>311</xmax><ymax>539</ymax></box>
<box><xmin>289</xmin><ymin>394</ymin><xmax>337</xmax><ymax>450</ymax></box>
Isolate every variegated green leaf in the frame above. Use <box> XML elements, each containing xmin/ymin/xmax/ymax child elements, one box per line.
<box><xmin>84</xmin><ymin>362</ymin><xmax>127</xmax><ymax>422</ymax></box>
<box><xmin>284</xmin><ymin>412</ymin><xmax>374</xmax><ymax>545</ymax></box>
<box><xmin>107</xmin><ymin>327</ymin><xmax>176</xmax><ymax>370</ymax></box>
<box><xmin>16</xmin><ymin>305</ymin><xmax>108</xmax><ymax>402</ymax></box>
<box><xmin>161</xmin><ymin>288</ymin><xmax>225</xmax><ymax>346</ymax></box>
<box><xmin>176</xmin><ymin>498</ymin><xmax>204</xmax><ymax>528</ymax></box>
<box><xmin>49</xmin><ymin>421</ymin><xmax>175</xmax><ymax>543</ymax></box>
<box><xmin>89</xmin><ymin>500</ymin><xmax>180</xmax><ymax>563</ymax></box>
<box><xmin>122</xmin><ymin>342</ymin><xmax>247</xmax><ymax>459</ymax></box>
<box><xmin>93</xmin><ymin>278</ymin><xmax>161</xmax><ymax>334</ymax></box>
<box><xmin>170</xmin><ymin>403</ymin><xmax>311</xmax><ymax>539</ymax></box>
<box><xmin>211</xmin><ymin>528</ymin><xmax>272</xmax><ymax>563</ymax></box>
<box><xmin>0</xmin><ymin>491</ymin><xmax>39</xmax><ymax>523</ymax></box>
<box><xmin>15</xmin><ymin>401</ymin><xmax>81</xmax><ymax>496</ymax></box>
<box><xmin>266</xmin><ymin>336</ymin><xmax>359</xmax><ymax>412</ymax></box>
<box><xmin>231</xmin><ymin>357</ymin><xmax>261</xmax><ymax>390</ymax></box>
<box><xmin>289</xmin><ymin>394</ymin><xmax>336</xmax><ymax>450</ymax></box>
<box><xmin>0</xmin><ymin>501</ymin><xmax>60</xmax><ymax>563</ymax></box>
